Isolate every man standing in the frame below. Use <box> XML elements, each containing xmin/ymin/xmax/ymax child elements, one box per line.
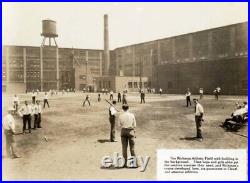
<box><xmin>199</xmin><ymin>88</ymin><xmax>204</xmax><ymax>100</ymax></box>
<box><xmin>122</xmin><ymin>92</ymin><xmax>127</xmax><ymax>105</ymax></box>
<box><xmin>31</xmin><ymin>91</ymin><xmax>36</xmax><ymax>104</ymax></box>
<box><xmin>110</xmin><ymin>90</ymin><xmax>114</xmax><ymax>101</ymax></box>
<box><xmin>19</xmin><ymin>101</ymin><xmax>32</xmax><ymax>134</ymax></box>
<box><xmin>140</xmin><ymin>90</ymin><xmax>145</xmax><ymax>104</ymax></box>
<box><xmin>118</xmin><ymin>105</ymin><xmax>137</xmax><ymax>168</ymax></box>
<box><xmin>98</xmin><ymin>93</ymin><xmax>101</xmax><ymax>102</ymax></box>
<box><xmin>159</xmin><ymin>88</ymin><xmax>163</xmax><ymax>95</ymax></box>
<box><xmin>33</xmin><ymin>100</ymin><xmax>40</xmax><ymax>129</ymax></box>
<box><xmin>193</xmin><ymin>99</ymin><xmax>204</xmax><ymax>142</ymax></box>
<box><xmin>109</xmin><ymin>101</ymin><xmax>118</xmax><ymax>142</ymax></box>
<box><xmin>3</xmin><ymin>107</ymin><xmax>21</xmax><ymax>159</ymax></box>
<box><xmin>44</xmin><ymin>92</ymin><xmax>50</xmax><ymax>108</ymax></box>
<box><xmin>83</xmin><ymin>94</ymin><xmax>91</xmax><ymax>106</ymax></box>
<box><xmin>37</xmin><ymin>100</ymin><xmax>42</xmax><ymax>128</ymax></box>
<box><xmin>12</xmin><ymin>94</ymin><xmax>19</xmax><ymax>114</ymax></box>
<box><xmin>185</xmin><ymin>88</ymin><xmax>192</xmax><ymax>107</ymax></box>
<box><xmin>117</xmin><ymin>91</ymin><xmax>122</xmax><ymax>103</ymax></box>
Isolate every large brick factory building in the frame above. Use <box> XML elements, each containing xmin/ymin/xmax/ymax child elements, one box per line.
<box><xmin>2</xmin><ymin>15</ymin><xmax>248</xmax><ymax>95</ymax></box>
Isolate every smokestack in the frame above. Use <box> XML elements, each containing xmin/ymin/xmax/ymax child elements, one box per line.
<box><xmin>104</xmin><ymin>14</ymin><xmax>110</xmax><ymax>75</ymax></box>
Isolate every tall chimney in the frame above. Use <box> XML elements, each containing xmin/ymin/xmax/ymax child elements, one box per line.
<box><xmin>104</xmin><ymin>14</ymin><xmax>110</xmax><ymax>75</ymax></box>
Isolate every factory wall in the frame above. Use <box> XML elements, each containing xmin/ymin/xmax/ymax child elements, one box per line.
<box><xmin>156</xmin><ymin>57</ymin><xmax>248</xmax><ymax>95</ymax></box>
<box><xmin>2</xmin><ymin>46</ymin><xmax>103</xmax><ymax>93</ymax></box>
<box><xmin>112</xmin><ymin>22</ymin><xmax>248</xmax><ymax>95</ymax></box>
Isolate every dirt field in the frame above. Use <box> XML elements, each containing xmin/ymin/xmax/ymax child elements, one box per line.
<box><xmin>2</xmin><ymin>92</ymin><xmax>248</xmax><ymax>180</ymax></box>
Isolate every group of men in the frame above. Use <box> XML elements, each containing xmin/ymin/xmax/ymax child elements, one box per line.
<box><xmin>3</xmin><ymin>91</ymin><xmax>52</xmax><ymax>159</ymax></box>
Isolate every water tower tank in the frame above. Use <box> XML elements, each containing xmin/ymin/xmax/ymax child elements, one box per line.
<box><xmin>41</xmin><ymin>19</ymin><xmax>58</xmax><ymax>37</ymax></box>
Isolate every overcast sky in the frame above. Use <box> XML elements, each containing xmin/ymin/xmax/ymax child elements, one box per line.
<box><xmin>2</xmin><ymin>2</ymin><xmax>248</xmax><ymax>50</ymax></box>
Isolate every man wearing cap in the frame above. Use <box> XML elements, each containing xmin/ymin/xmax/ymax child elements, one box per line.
<box><xmin>193</xmin><ymin>99</ymin><xmax>204</xmax><ymax>141</ymax></box>
<box><xmin>109</xmin><ymin>101</ymin><xmax>118</xmax><ymax>142</ymax></box>
<box><xmin>2</xmin><ymin>107</ymin><xmax>21</xmax><ymax>158</ymax></box>
<box><xmin>83</xmin><ymin>94</ymin><xmax>91</xmax><ymax>107</ymax></box>
<box><xmin>19</xmin><ymin>101</ymin><xmax>32</xmax><ymax>134</ymax></box>
<box><xmin>118</xmin><ymin>105</ymin><xmax>137</xmax><ymax>167</ymax></box>
<box><xmin>110</xmin><ymin>90</ymin><xmax>114</xmax><ymax>101</ymax></box>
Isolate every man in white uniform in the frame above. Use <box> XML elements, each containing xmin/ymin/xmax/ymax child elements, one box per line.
<box><xmin>193</xmin><ymin>99</ymin><xmax>204</xmax><ymax>142</ymax></box>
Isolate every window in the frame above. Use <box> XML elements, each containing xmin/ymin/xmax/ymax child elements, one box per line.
<box><xmin>128</xmin><ymin>82</ymin><xmax>133</xmax><ymax>88</ymax></box>
<box><xmin>134</xmin><ymin>82</ymin><xmax>138</xmax><ymax>88</ymax></box>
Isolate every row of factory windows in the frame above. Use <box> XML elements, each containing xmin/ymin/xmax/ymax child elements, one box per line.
<box><xmin>128</xmin><ymin>82</ymin><xmax>148</xmax><ymax>89</ymax></box>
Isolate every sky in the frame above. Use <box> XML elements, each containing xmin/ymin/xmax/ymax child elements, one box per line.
<box><xmin>2</xmin><ymin>2</ymin><xmax>248</xmax><ymax>50</ymax></box>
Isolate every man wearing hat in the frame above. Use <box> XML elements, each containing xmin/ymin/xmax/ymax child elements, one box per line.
<box><xmin>140</xmin><ymin>90</ymin><xmax>145</xmax><ymax>104</ymax></box>
<box><xmin>193</xmin><ymin>99</ymin><xmax>204</xmax><ymax>142</ymax></box>
<box><xmin>2</xmin><ymin>107</ymin><xmax>21</xmax><ymax>159</ymax></box>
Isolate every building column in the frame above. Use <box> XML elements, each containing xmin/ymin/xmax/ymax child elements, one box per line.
<box><xmin>172</xmin><ymin>38</ymin><xmax>176</xmax><ymax>62</ymax></box>
<box><xmin>157</xmin><ymin>40</ymin><xmax>161</xmax><ymax>64</ymax></box>
<box><xmin>6</xmin><ymin>47</ymin><xmax>10</xmax><ymax>89</ymax></box>
<box><xmin>85</xmin><ymin>50</ymin><xmax>88</xmax><ymax>86</ymax></box>
<box><xmin>132</xmin><ymin>46</ymin><xmax>135</xmax><ymax>77</ymax></box>
<box><xmin>23</xmin><ymin>48</ymin><xmax>27</xmax><ymax>84</ymax></box>
<box><xmin>40</xmin><ymin>47</ymin><xmax>43</xmax><ymax>91</ymax></box>
<box><xmin>99</xmin><ymin>52</ymin><xmax>102</xmax><ymax>76</ymax></box>
<box><xmin>208</xmin><ymin>31</ymin><xmax>213</xmax><ymax>59</ymax></box>
<box><xmin>189</xmin><ymin>35</ymin><xmax>193</xmax><ymax>61</ymax></box>
<box><xmin>56</xmin><ymin>47</ymin><xmax>59</xmax><ymax>90</ymax></box>
<box><xmin>230</xmin><ymin>27</ymin><xmax>236</xmax><ymax>56</ymax></box>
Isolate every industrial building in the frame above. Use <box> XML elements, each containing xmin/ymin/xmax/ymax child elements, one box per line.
<box><xmin>2</xmin><ymin>16</ymin><xmax>248</xmax><ymax>95</ymax></box>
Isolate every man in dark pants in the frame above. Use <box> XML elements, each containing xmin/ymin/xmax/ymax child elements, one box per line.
<box><xmin>3</xmin><ymin>107</ymin><xmax>21</xmax><ymax>159</ymax></box>
<box><xmin>43</xmin><ymin>92</ymin><xmax>50</xmax><ymax>108</ymax></box>
<box><xmin>122</xmin><ymin>92</ymin><xmax>127</xmax><ymax>105</ymax></box>
<box><xmin>118</xmin><ymin>105</ymin><xmax>137</xmax><ymax>168</ymax></box>
<box><xmin>140</xmin><ymin>90</ymin><xmax>145</xmax><ymax>104</ymax></box>
<box><xmin>31</xmin><ymin>91</ymin><xmax>36</xmax><ymax>104</ymax></box>
<box><xmin>117</xmin><ymin>91</ymin><xmax>122</xmax><ymax>103</ymax></box>
<box><xmin>19</xmin><ymin>101</ymin><xmax>32</xmax><ymax>134</ymax></box>
<box><xmin>193</xmin><ymin>99</ymin><xmax>204</xmax><ymax>142</ymax></box>
<box><xmin>109</xmin><ymin>101</ymin><xmax>118</xmax><ymax>142</ymax></box>
<box><xmin>83</xmin><ymin>95</ymin><xmax>91</xmax><ymax>106</ymax></box>
<box><xmin>37</xmin><ymin>100</ymin><xmax>42</xmax><ymax>128</ymax></box>
<box><xmin>185</xmin><ymin>88</ymin><xmax>192</xmax><ymax>107</ymax></box>
<box><xmin>110</xmin><ymin>90</ymin><xmax>114</xmax><ymax>101</ymax></box>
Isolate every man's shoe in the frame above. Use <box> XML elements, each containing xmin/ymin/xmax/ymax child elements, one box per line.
<box><xmin>12</xmin><ymin>155</ymin><xmax>21</xmax><ymax>159</ymax></box>
<box><xmin>111</xmin><ymin>140</ymin><xmax>118</xmax><ymax>142</ymax></box>
<box><xmin>197</xmin><ymin>138</ymin><xmax>203</xmax><ymax>142</ymax></box>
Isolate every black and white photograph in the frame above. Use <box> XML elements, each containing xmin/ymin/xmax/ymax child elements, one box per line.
<box><xmin>2</xmin><ymin>2</ymin><xmax>248</xmax><ymax>180</ymax></box>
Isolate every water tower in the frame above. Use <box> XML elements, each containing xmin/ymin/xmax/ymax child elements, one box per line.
<box><xmin>41</xmin><ymin>19</ymin><xmax>58</xmax><ymax>47</ymax></box>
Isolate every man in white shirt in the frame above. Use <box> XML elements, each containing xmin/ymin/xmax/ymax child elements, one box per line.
<box><xmin>193</xmin><ymin>99</ymin><xmax>204</xmax><ymax>142</ymax></box>
<box><xmin>19</xmin><ymin>101</ymin><xmax>32</xmax><ymax>134</ymax></box>
<box><xmin>109</xmin><ymin>101</ymin><xmax>118</xmax><ymax>142</ymax></box>
<box><xmin>44</xmin><ymin>92</ymin><xmax>50</xmax><ymax>108</ymax></box>
<box><xmin>118</xmin><ymin>105</ymin><xmax>137</xmax><ymax>167</ymax></box>
<box><xmin>32</xmin><ymin>91</ymin><xmax>36</xmax><ymax>104</ymax></box>
<box><xmin>159</xmin><ymin>88</ymin><xmax>163</xmax><ymax>95</ymax></box>
<box><xmin>110</xmin><ymin>90</ymin><xmax>114</xmax><ymax>101</ymax></box>
<box><xmin>12</xmin><ymin>94</ymin><xmax>19</xmax><ymax>114</ymax></box>
<box><xmin>3</xmin><ymin>107</ymin><xmax>21</xmax><ymax>158</ymax></box>
<box><xmin>199</xmin><ymin>88</ymin><xmax>204</xmax><ymax>100</ymax></box>
<box><xmin>185</xmin><ymin>88</ymin><xmax>192</xmax><ymax>107</ymax></box>
<box><xmin>33</xmin><ymin>101</ymin><xmax>39</xmax><ymax>129</ymax></box>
